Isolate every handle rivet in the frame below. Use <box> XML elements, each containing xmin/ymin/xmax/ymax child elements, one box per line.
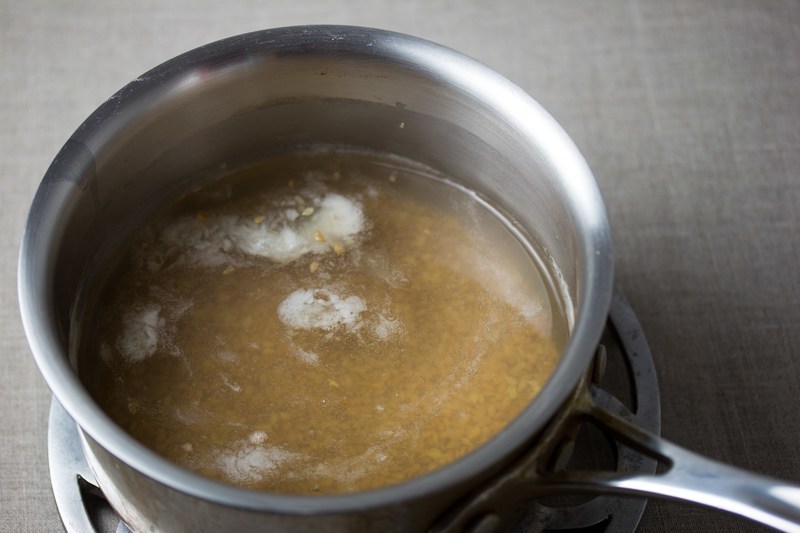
<box><xmin>592</xmin><ymin>344</ymin><xmax>607</xmax><ymax>383</ymax></box>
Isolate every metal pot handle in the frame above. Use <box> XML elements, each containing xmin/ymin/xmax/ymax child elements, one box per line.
<box><xmin>432</xmin><ymin>381</ymin><xmax>800</xmax><ymax>533</ymax></box>
<box><xmin>558</xmin><ymin>386</ymin><xmax>800</xmax><ymax>531</ymax></box>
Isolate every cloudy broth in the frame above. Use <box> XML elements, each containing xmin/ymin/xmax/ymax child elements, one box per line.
<box><xmin>79</xmin><ymin>150</ymin><xmax>566</xmax><ymax>494</ymax></box>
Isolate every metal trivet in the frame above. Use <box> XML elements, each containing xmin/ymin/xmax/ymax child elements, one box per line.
<box><xmin>47</xmin><ymin>289</ymin><xmax>660</xmax><ymax>533</ymax></box>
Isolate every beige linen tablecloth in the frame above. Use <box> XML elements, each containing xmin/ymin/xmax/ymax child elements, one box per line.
<box><xmin>2</xmin><ymin>1</ymin><xmax>799</xmax><ymax>531</ymax></box>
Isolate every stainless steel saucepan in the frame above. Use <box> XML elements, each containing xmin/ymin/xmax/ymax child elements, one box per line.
<box><xmin>18</xmin><ymin>25</ymin><xmax>800</xmax><ymax>532</ymax></box>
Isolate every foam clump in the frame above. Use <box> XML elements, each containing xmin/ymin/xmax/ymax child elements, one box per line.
<box><xmin>214</xmin><ymin>439</ymin><xmax>298</xmax><ymax>484</ymax></box>
<box><xmin>156</xmin><ymin>216</ymin><xmax>236</xmax><ymax>268</ymax></box>
<box><xmin>116</xmin><ymin>305</ymin><xmax>163</xmax><ymax>362</ymax></box>
<box><xmin>234</xmin><ymin>193</ymin><xmax>364</xmax><ymax>262</ymax></box>
<box><xmin>373</xmin><ymin>314</ymin><xmax>400</xmax><ymax>341</ymax></box>
<box><xmin>278</xmin><ymin>288</ymin><xmax>366</xmax><ymax>331</ymax></box>
<box><xmin>293</xmin><ymin>346</ymin><xmax>320</xmax><ymax>365</ymax></box>
<box><xmin>150</xmin><ymin>192</ymin><xmax>365</xmax><ymax>269</ymax></box>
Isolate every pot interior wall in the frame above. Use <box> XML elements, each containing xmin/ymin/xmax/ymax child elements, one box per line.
<box><xmin>19</xmin><ymin>28</ymin><xmax>614</xmax><ymax>530</ymax></box>
<box><xmin>55</xmin><ymin>51</ymin><xmax>582</xmax><ymax>354</ymax></box>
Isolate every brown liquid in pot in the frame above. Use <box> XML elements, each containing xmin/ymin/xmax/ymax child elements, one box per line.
<box><xmin>79</xmin><ymin>150</ymin><xmax>564</xmax><ymax>494</ymax></box>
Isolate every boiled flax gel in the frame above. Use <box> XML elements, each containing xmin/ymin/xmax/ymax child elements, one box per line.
<box><xmin>81</xmin><ymin>153</ymin><xmax>560</xmax><ymax>495</ymax></box>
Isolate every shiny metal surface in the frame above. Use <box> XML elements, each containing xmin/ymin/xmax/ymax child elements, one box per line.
<box><xmin>565</xmin><ymin>397</ymin><xmax>800</xmax><ymax>533</ymax></box>
<box><xmin>19</xmin><ymin>25</ymin><xmax>613</xmax><ymax>531</ymax></box>
<box><xmin>434</xmin><ymin>292</ymin><xmax>800</xmax><ymax>533</ymax></box>
<box><xmin>48</xmin><ymin>398</ymin><xmax>99</xmax><ymax>533</ymax></box>
<box><xmin>442</xmin><ymin>399</ymin><xmax>800</xmax><ymax>533</ymax></box>
<box><xmin>18</xmin><ymin>20</ymin><xmax>800</xmax><ymax>531</ymax></box>
<box><xmin>25</xmin><ymin>24</ymin><xmax>800</xmax><ymax>533</ymax></box>
<box><xmin>49</xmin><ymin>400</ymin><xmax>132</xmax><ymax>533</ymax></box>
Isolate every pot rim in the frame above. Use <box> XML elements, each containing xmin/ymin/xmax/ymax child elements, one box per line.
<box><xmin>18</xmin><ymin>25</ymin><xmax>613</xmax><ymax>514</ymax></box>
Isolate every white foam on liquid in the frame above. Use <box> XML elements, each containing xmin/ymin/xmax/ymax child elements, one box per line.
<box><xmin>249</xmin><ymin>431</ymin><xmax>268</xmax><ymax>444</ymax></box>
<box><xmin>214</xmin><ymin>438</ymin><xmax>299</xmax><ymax>484</ymax></box>
<box><xmin>234</xmin><ymin>193</ymin><xmax>364</xmax><ymax>262</ymax></box>
<box><xmin>116</xmin><ymin>305</ymin><xmax>163</xmax><ymax>362</ymax></box>
<box><xmin>373</xmin><ymin>314</ymin><xmax>400</xmax><ymax>341</ymax></box>
<box><xmin>220</xmin><ymin>373</ymin><xmax>241</xmax><ymax>392</ymax></box>
<box><xmin>149</xmin><ymin>192</ymin><xmax>365</xmax><ymax>268</ymax></box>
<box><xmin>277</xmin><ymin>288</ymin><xmax>366</xmax><ymax>331</ymax></box>
<box><xmin>293</xmin><ymin>346</ymin><xmax>320</xmax><ymax>365</ymax></box>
